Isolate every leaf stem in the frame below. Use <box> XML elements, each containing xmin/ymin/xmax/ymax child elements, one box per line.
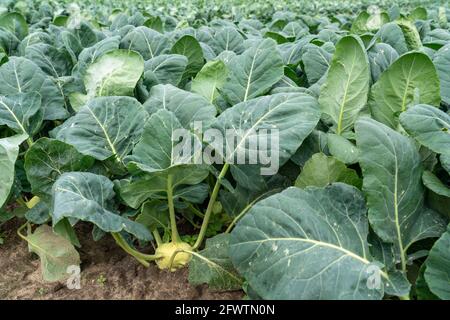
<box><xmin>167</xmin><ymin>174</ymin><xmax>180</xmax><ymax>243</ymax></box>
<box><xmin>17</xmin><ymin>222</ymin><xmax>30</xmax><ymax>242</ymax></box>
<box><xmin>152</xmin><ymin>230</ymin><xmax>162</xmax><ymax>247</ymax></box>
<box><xmin>26</xmin><ymin>137</ymin><xmax>34</xmax><ymax>148</ymax></box>
<box><xmin>111</xmin><ymin>233</ymin><xmax>161</xmax><ymax>267</ymax></box>
<box><xmin>193</xmin><ymin>163</ymin><xmax>229</xmax><ymax>250</ymax></box>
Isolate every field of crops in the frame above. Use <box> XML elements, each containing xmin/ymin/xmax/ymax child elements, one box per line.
<box><xmin>0</xmin><ymin>0</ymin><xmax>449</xmax><ymax>301</ymax></box>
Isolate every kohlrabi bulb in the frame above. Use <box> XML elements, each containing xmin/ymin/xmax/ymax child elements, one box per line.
<box><xmin>155</xmin><ymin>242</ymin><xmax>192</xmax><ymax>272</ymax></box>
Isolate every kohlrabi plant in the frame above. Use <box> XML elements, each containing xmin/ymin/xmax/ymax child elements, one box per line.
<box><xmin>0</xmin><ymin>0</ymin><xmax>449</xmax><ymax>300</ymax></box>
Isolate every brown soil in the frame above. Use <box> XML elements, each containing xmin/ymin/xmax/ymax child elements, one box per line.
<box><xmin>0</xmin><ymin>220</ymin><xmax>243</xmax><ymax>300</ymax></box>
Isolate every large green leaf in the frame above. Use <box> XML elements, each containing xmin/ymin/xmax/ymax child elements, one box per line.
<box><xmin>120</xmin><ymin>26</ymin><xmax>170</xmax><ymax>60</ymax></box>
<box><xmin>56</xmin><ymin>96</ymin><xmax>147</xmax><ymax>161</ymax></box>
<box><xmin>302</xmin><ymin>42</ymin><xmax>332</xmax><ymax>85</ymax></box>
<box><xmin>424</xmin><ymin>224</ymin><xmax>450</xmax><ymax>299</ymax></box>
<box><xmin>319</xmin><ymin>35</ymin><xmax>369</xmax><ymax>134</ymax></box>
<box><xmin>142</xmin><ymin>84</ymin><xmax>216</xmax><ymax>129</ymax></box>
<box><xmin>73</xmin><ymin>36</ymin><xmax>120</xmax><ymax>78</ymax></box>
<box><xmin>170</xmin><ymin>35</ymin><xmax>204</xmax><ymax>81</ymax></box>
<box><xmin>135</xmin><ymin>199</ymin><xmax>169</xmax><ymax>231</ymax></box>
<box><xmin>116</xmin><ymin>169</ymin><xmax>208</xmax><ymax>209</ymax></box>
<box><xmin>51</xmin><ymin>172</ymin><xmax>151</xmax><ymax>240</ymax></box>
<box><xmin>230</xmin><ymin>183</ymin><xmax>384</xmax><ymax>300</ymax></box>
<box><xmin>433</xmin><ymin>44</ymin><xmax>450</xmax><ymax>105</ymax></box>
<box><xmin>191</xmin><ymin>60</ymin><xmax>228</xmax><ymax>103</ymax></box>
<box><xmin>24</xmin><ymin>138</ymin><xmax>94</xmax><ymax>199</ymax></box>
<box><xmin>326</xmin><ymin>133</ymin><xmax>359</xmax><ymax>165</ymax></box>
<box><xmin>372</xmin><ymin>22</ymin><xmax>408</xmax><ymax>55</ymax></box>
<box><xmin>399</xmin><ymin>104</ymin><xmax>450</xmax><ymax>156</ymax></box>
<box><xmin>295</xmin><ymin>153</ymin><xmax>361</xmax><ymax>189</ymax></box>
<box><xmin>189</xmin><ymin>233</ymin><xmax>243</xmax><ymax>291</ymax></box>
<box><xmin>125</xmin><ymin>109</ymin><xmax>206</xmax><ymax>176</ymax></box>
<box><xmin>0</xmin><ymin>57</ymin><xmax>68</xmax><ymax>120</ymax></box>
<box><xmin>356</xmin><ymin>118</ymin><xmax>447</xmax><ymax>268</ymax></box>
<box><xmin>367</xmin><ymin>43</ymin><xmax>398</xmax><ymax>83</ymax></box>
<box><xmin>210</xmin><ymin>27</ymin><xmax>245</xmax><ymax>55</ymax></box>
<box><xmin>24</xmin><ymin>44</ymin><xmax>73</xmax><ymax>77</ymax></box>
<box><xmin>0</xmin><ymin>92</ymin><xmax>42</xmax><ymax>136</ymax></box>
<box><xmin>422</xmin><ymin>171</ymin><xmax>450</xmax><ymax>198</ymax></box>
<box><xmin>0</xmin><ymin>12</ymin><xmax>28</xmax><ymax>40</ymax></box>
<box><xmin>141</xmin><ymin>54</ymin><xmax>188</xmax><ymax>90</ymax></box>
<box><xmin>25</xmin><ymin>225</ymin><xmax>80</xmax><ymax>282</ymax></box>
<box><xmin>369</xmin><ymin>52</ymin><xmax>440</xmax><ymax>129</ymax></box>
<box><xmin>72</xmin><ymin>49</ymin><xmax>144</xmax><ymax>108</ymax></box>
<box><xmin>213</xmin><ymin>92</ymin><xmax>321</xmax><ymax>176</ymax></box>
<box><xmin>221</xmin><ymin>39</ymin><xmax>284</xmax><ymax>105</ymax></box>
<box><xmin>0</xmin><ymin>133</ymin><xmax>27</xmax><ymax>207</ymax></box>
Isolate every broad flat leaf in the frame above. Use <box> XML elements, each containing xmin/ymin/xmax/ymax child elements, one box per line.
<box><xmin>56</xmin><ymin>96</ymin><xmax>147</xmax><ymax>161</ymax></box>
<box><xmin>356</xmin><ymin>118</ymin><xmax>447</xmax><ymax>263</ymax></box>
<box><xmin>319</xmin><ymin>35</ymin><xmax>370</xmax><ymax>134</ymax></box>
<box><xmin>0</xmin><ymin>133</ymin><xmax>27</xmax><ymax>207</ymax></box>
<box><xmin>120</xmin><ymin>26</ymin><xmax>170</xmax><ymax>60</ymax></box>
<box><xmin>71</xmin><ymin>49</ymin><xmax>144</xmax><ymax>110</ymax></box>
<box><xmin>422</xmin><ymin>171</ymin><xmax>450</xmax><ymax>198</ymax></box>
<box><xmin>213</xmin><ymin>92</ymin><xmax>321</xmax><ymax>174</ymax></box>
<box><xmin>367</xmin><ymin>43</ymin><xmax>398</xmax><ymax>83</ymax></box>
<box><xmin>372</xmin><ymin>22</ymin><xmax>408</xmax><ymax>55</ymax></box>
<box><xmin>295</xmin><ymin>153</ymin><xmax>361</xmax><ymax>189</ymax></box>
<box><xmin>52</xmin><ymin>172</ymin><xmax>151</xmax><ymax>240</ymax></box>
<box><xmin>433</xmin><ymin>44</ymin><xmax>450</xmax><ymax>104</ymax></box>
<box><xmin>144</xmin><ymin>16</ymin><xmax>164</xmax><ymax>32</ymax></box>
<box><xmin>424</xmin><ymin>224</ymin><xmax>450</xmax><ymax>299</ymax></box>
<box><xmin>0</xmin><ymin>92</ymin><xmax>42</xmax><ymax>136</ymax></box>
<box><xmin>210</xmin><ymin>27</ymin><xmax>245</xmax><ymax>55</ymax></box>
<box><xmin>116</xmin><ymin>169</ymin><xmax>208</xmax><ymax>209</ymax></box>
<box><xmin>24</xmin><ymin>138</ymin><xmax>94</xmax><ymax>199</ymax></box>
<box><xmin>0</xmin><ymin>12</ymin><xmax>28</xmax><ymax>39</ymax></box>
<box><xmin>276</xmin><ymin>36</ymin><xmax>314</xmax><ymax>66</ymax></box>
<box><xmin>84</xmin><ymin>49</ymin><xmax>144</xmax><ymax>97</ymax></box>
<box><xmin>191</xmin><ymin>60</ymin><xmax>228</xmax><ymax>103</ymax></box>
<box><xmin>369</xmin><ymin>52</ymin><xmax>440</xmax><ymax>129</ymax></box>
<box><xmin>220</xmin><ymin>174</ymin><xmax>289</xmax><ymax>217</ymax></box>
<box><xmin>327</xmin><ymin>133</ymin><xmax>359</xmax><ymax>164</ymax></box>
<box><xmin>142</xmin><ymin>54</ymin><xmax>188</xmax><ymax>89</ymax></box>
<box><xmin>221</xmin><ymin>39</ymin><xmax>284</xmax><ymax>105</ymax></box>
<box><xmin>399</xmin><ymin>104</ymin><xmax>450</xmax><ymax>156</ymax></box>
<box><xmin>136</xmin><ymin>199</ymin><xmax>169</xmax><ymax>231</ymax></box>
<box><xmin>25</xmin><ymin>201</ymin><xmax>50</xmax><ymax>224</ymax></box>
<box><xmin>351</xmin><ymin>11</ymin><xmax>370</xmax><ymax>34</ymax></box>
<box><xmin>302</xmin><ymin>43</ymin><xmax>332</xmax><ymax>85</ymax></box>
<box><xmin>291</xmin><ymin>130</ymin><xmax>328</xmax><ymax>167</ymax></box>
<box><xmin>142</xmin><ymin>84</ymin><xmax>216</xmax><ymax>129</ymax></box>
<box><xmin>170</xmin><ymin>35</ymin><xmax>204</xmax><ymax>80</ymax></box>
<box><xmin>189</xmin><ymin>234</ymin><xmax>242</xmax><ymax>291</ymax></box>
<box><xmin>0</xmin><ymin>57</ymin><xmax>68</xmax><ymax>120</ymax></box>
<box><xmin>25</xmin><ymin>43</ymin><xmax>73</xmax><ymax>77</ymax></box>
<box><xmin>415</xmin><ymin>264</ymin><xmax>439</xmax><ymax>300</ymax></box>
<box><xmin>25</xmin><ymin>225</ymin><xmax>80</xmax><ymax>282</ymax></box>
<box><xmin>397</xmin><ymin>20</ymin><xmax>422</xmax><ymax>51</ymax></box>
<box><xmin>230</xmin><ymin>184</ymin><xmax>384</xmax><ymax>300</ymax></box>
<box><xmin>116</xmin><ymin>174</ymin><xmax>166</xmax><ymax>209</ymax></box>
<box><xmin>125</xmin><ymin>109</ymin><xmax>205</xmax><ymax>175</ymax></box>
<box><xmin>74</xmin><ymin>36</ymin><xmax>120</xmax><ymax>77</ymax></box>
<box><xmin>410</xmin><ymin>7</ymin><xmax>428</xmax><ymax>20</ymax></box>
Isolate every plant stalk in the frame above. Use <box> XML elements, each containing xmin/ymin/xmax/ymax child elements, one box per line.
<box><xmin>111</xmin><ymin>233</ymin><xmax>161</xmax><ymax>267</ymax></box>
<box><xmin>193</xmin><ymin>163</ymin><xmax>229</xmax><ymax>250</ymax></box>
<box><xmin>167</xmin><ymin>174</ymin><xmax>181</xmax><ymax>243</ymax></box>
<box><xmin>152</xmin><ymin>230</ymin><xmax>162</xmax><ymax>247</ymax></box>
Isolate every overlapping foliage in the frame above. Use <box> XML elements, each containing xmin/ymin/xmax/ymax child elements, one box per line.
<box><xmin>0</xmin><ymin>0</ymin><xmax>449</xmax><ymax>300</ymax></box>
